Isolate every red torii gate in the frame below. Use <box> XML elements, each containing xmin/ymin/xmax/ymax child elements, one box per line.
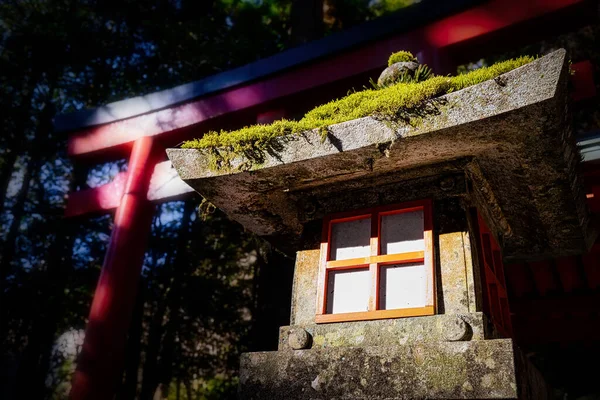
<box><xmin>55</xmin><ymin>0</ymin><xmax>597</xmax><ymax>398</ymax></box>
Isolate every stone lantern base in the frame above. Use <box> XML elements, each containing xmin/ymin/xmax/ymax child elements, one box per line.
<box><xmin>239</xmin><ymin>332</ymin><xmax>548</xmax><ymax>399</ymax></box>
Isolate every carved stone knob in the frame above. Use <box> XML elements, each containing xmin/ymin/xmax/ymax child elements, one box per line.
<box><xmin>442</xmin><ymin>317</ymin><xmax>470</xmax><ymax>342</ymax></box>
<box><xmin>288</xmin><ymin>328</ymin><xmax>311</xmax><ymax>350</ymax></box>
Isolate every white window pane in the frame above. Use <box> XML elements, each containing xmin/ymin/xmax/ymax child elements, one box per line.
<box><xmin>330</xmin><ymin>217</ymin><xmax>371</xmax><ymax>260</ymax></box>
<box><xmin>381</xmin><ymin>210</ymin><xmax>424</xmax><ymax>255</ymax></box>
<box><xmin>379</xmin><ymin>263</ymin><xmax>427</xmax><ymax>310</ymax></box>
<box><xmin>326</xmin><ymin>268</ymin><xmax>370</xmax><ymax>314</ymax></box>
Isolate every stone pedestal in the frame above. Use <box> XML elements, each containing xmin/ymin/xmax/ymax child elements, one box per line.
<box><xmin>240</xmin><ymin>335</ymin><xmax>549</xmax><ymax>399</ymax></box>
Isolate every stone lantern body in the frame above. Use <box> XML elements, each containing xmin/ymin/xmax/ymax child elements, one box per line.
<box><xmin>168</xmin><ymin>50</ymin><xmax>595</xmax><ymax>399</ymax></box>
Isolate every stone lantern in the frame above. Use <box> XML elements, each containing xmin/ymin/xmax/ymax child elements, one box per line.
<box><xmin>168</xmin><ymin>49</ymin><xmax>595</xmax><ymax>399</ymax></box>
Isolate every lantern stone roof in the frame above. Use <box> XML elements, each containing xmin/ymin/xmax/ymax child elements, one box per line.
<box><xmin>168</xmin><ymin>49</ymin><xmax>596</xmax><ymax>262</ymax></box>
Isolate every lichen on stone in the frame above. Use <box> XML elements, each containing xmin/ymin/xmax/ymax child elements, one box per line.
<box><xmin>181</xmin><ymin>55</ymin><xmax>535</xmax><ymax>170</ymax></box>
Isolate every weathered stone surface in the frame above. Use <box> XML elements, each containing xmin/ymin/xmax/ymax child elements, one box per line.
<box><xmin>240</xmin><ymin>339</ymin><xmax>547</xmax><ymax>399</ymax></box>
<box><xmin>300</xmin><ymin>168</ymin><xmax>468</xmax><ymax>225</ymax></box>
<box><xmin>377</xmin><ymin>61</ymin><xmax>420</xmax><ymax>87</ymax></box>
<box><xmin>168</xmin><ymin>49</ymin><xmax>595</xmax><ymax>261</ymax></box>
<box><xmin>288</xmin><ymin>328</ymin><xmax>312</xmax><ymax>350</ymax></box>
<box><xmin>289</xmin><ymin>249</ymin><xmax>319</xmax><ymax>325</ymax></box>
<box><xmin>462</xmin><ymin>231</ymin><xmax>478</xmax><ymax>312</ymax></box>
<box><xmin>439</xmin><ymin>232</ymin><xmax>474</xmax><ymax>314</ymax></box>
<box><xmin>278</xmin><ymin>313</ymin><xmax>493</xmax><ymax>350</ymax></box>
<box><xmin>442</xmin><ymin>316</ymin><xmax>470</xmax><ymax>342</ymax></box>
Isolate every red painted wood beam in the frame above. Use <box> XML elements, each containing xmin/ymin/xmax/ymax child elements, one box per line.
<box><xmin>571</xmin><ymin>60</ymin><xmax>597</xmax><ymax>102</ymax></box>
<box><xmin>511</xmin><ymin>292</ymin><xmax>600</xmax><ymax>346</ymax></box>
<box><xmin>65</xmin><ymin>160</ymin><xmax>194</xmax><ymax>217</ymax></box>
<box><xmin>67</xmin><ymin>0</ymin><xmax>587</xmax><ymax>161</ymax></box>
<box><xmin>555</xmin><ymin>256</ymin><xmax>586</xmax><ymax>293</ymax></box>
<box><xmin>588</xmin><ymin>185</ymin><xmax>600</xmax><ymax>213</ymax></box>
<box><xmin>511</xmin><ymin>293</ymin><xmax>600</xmax><ymax>316</ymax></box>
<box><xmin>513</xmin><ymin>313</ymin><xmax>600</xmax><ymax>345</ymax></box>
<box><xmin>256</xmin><ymin>109</ymin><xmax>287</xmax><ymax>124</ymax></box>
<box><xmin>66</xmin><ymin>172</ymin><xmax>127</xmax><ymax>217</ymax></box>
<box><xmin>582</xmin><ymin>246</ymin><xmax>600</xmax><ymax>289</ymax></box>
<box><xmin>504</xmin><ymin>262</ymin><xmax>535</xmax><ymax>298</ymax></box>
<box><xmin>422</xmin><ymin>0</ymin><xmax>584</xmax><ymax>48</ymax></box>
<box><xmin>528</xmin><ymin>261</ymin><xmax>560</xmax><ymax>296</ymax></box>
<box><xmin>69</xmin><ymin>136</ymin><xmax>159</xmax><ymax>400</ymax></box>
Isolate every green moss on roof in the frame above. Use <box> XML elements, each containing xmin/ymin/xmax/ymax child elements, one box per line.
<box><xmin>181</xmin><ymin>56</ymin><xmax>534</xmax><ymax>156</ymax></box>
<box><xmin>388</xmin><ymin>50</ymin><xmax>418</xmax><ymax>66</ymax></box>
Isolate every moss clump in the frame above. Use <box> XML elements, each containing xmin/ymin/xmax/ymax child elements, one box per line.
<box><xmin>198</xmin><ymin>197</ymin><xmax>216</xmax><ymax>220</ymax></box>
<box><xmin>388</xmin><ymin>50</ymin><xmax>418</xmax><ymax>66</ymax></box>
<box><xmin>182</xmin><ymin>56</ymin><xmax>534</xmax><ymax>168</ymax></box>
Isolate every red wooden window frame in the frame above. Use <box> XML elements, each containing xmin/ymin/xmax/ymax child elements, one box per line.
<box><xmin>315</xmin><ymin>200</ymin><xmax>435</xmax><ymax>324</ymax></box>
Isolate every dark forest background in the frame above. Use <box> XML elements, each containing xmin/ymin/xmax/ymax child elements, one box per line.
<box><xmin>0</xmin><ymin>1</ymin><xmax>415</xmax><ymax>399</ymax></box>
<box><xmin>2</xmin><ymin>1</ymin><xmax>599</xmax><ymax>399</ymax></box>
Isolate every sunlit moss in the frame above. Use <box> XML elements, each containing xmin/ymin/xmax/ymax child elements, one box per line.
<box><xmin>387</xmin><ymin>50</ymin><xmax>418</xmax><ymax>66</ymax></box>
<box><xmin>182</xmin><ymin>56</ymin><xmax>534</xmax><ymax>165</ymax></box>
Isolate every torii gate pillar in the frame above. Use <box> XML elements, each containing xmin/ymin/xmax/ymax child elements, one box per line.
<box><xmin>70</xmin><ymin>136</ymin><xmax>158</xmax><ymax>400</ymax></box>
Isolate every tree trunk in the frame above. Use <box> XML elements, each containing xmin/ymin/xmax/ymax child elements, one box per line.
<box><xmin>18</xmin><ymin>217</ymin><xmax>76</xmax><ymax>399</ymax></box>
<box><xmin>140</xmin><ymin>212</ymin><xmax>170</xmax><ymax>400</ymax></box>
<box><xmin>12</xmin><ymin>98</ymin><xmax>68</xmax><ymax>399</ymax></box>
<box><xmin>185</xmin><ymin>380</ymin><xmax>193</xmax><ymax>400</ymax></box>
<box><xmin>117</xmin><ymin>280</ymin><xmax>146</xmax><ymax>400</ymax></box>
<box><xmin>0</xmin><ymin>99</ymin><xmax>51</xmax><ymax>284</ymax></box>
<box><xmin>139</xmin><ymin>290</ymin><xmax>168</xmax><ymax>400</ymax></box>
<box><xmin>0</xmin><ymin>70</ymin><xmax>38</xmax><ymax>218</ymax></box>
<box><xmin>155</xmin><ymin>201</ymin><xmax>195</xmax><ymax>393</ymax></box>
<box><xmin>0</xmin><ymin>146</ymin><xmax>19</xmax><ymax>213</ymax></box>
